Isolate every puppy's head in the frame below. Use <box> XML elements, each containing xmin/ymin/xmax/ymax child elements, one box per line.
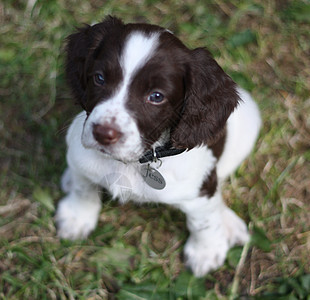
<box><xmin>66</xmin><ymin>16</ymin><xmax>239</xmax><ymax>162</ymax></box>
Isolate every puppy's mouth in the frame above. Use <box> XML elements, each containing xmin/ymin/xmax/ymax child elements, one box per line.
<box><xmin>95</xmin><ymin>144</ymin><xmax>144</xmax><ymax>164</ymax></box>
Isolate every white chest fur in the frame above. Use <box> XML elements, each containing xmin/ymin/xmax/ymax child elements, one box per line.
<box><xmin>66</xmin><ymin>113</ymin><xmax>216</xmax><ymax>205</ymax></box>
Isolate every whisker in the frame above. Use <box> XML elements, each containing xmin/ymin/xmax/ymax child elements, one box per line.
<box><xmin>56</xmin><ymin>113</ymin><xmax>86</xmax><ymax>137</ymax></box>
<box><xmin>140</xmin><ymin>136</ymin><xmax>154</xmax><ymax>148</ymax></box>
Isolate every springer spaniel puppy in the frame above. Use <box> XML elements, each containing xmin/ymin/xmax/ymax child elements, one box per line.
<box><xmin>56</xmin><ymin>16</ymin><xmax>261</xmax><ymax>277</ymax></box>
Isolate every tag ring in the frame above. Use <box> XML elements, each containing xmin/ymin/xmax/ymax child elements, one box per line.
<box><xmin>152</xmin><ymin>149</ymin><xmax>162</xmax><ymax>168</ymax></box>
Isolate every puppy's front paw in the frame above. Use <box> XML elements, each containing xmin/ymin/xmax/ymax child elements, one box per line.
<box><xmin>55</xmin><ymin>194</ymin><xmax>101</xmax><ymax>240</ymax></box>
<box><xmin>184</xmin><ymin>235</ymin><xmax>229</xmax><ymax>277</ymax></box>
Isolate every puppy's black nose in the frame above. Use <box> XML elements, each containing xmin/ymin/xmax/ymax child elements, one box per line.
<box><xmin>92</xmin><ymin>124</ymin><xmax>122</xmax><ymax>145</ymax></box>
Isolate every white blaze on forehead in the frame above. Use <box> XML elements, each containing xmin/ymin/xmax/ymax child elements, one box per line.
<box><xmin>120</xmin><ymin>31</ymin><xmax>160</xmax><ymax>85</ymax></box>
<box><xmin>81</xmin><ymin>31</ymin><xmax>161</xmax><ymax>162</ymax></box>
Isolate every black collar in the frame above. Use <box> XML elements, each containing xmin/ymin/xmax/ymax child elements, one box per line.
<box><xmin>139</xmin><ymin>143</ymin><xmax>187</xmax><ymax>164</ymax></box>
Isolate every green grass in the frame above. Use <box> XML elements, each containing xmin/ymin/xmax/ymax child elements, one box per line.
<box><xmin>1</xmin><ymin>0</ymin><xmax>310</xmax><ymax>299</ymax></box>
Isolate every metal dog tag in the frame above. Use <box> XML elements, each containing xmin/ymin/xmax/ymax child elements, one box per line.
<box><xmin>141</xmin><ymin>164</ymin><xmax>166</xmax><ymax>190</ymax></box>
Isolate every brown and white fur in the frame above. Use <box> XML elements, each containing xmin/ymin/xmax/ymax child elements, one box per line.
<box><xmin>56</xmin><ymin>16</ymin><xmax>261</xmax><ymax>277</ymax></box>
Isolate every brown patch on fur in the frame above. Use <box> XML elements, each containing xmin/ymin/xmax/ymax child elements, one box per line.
<box><xmin>209</xmin><ymin>127</ymin><xmax>227</xmax><ymax>159</ymax></box>
<box><xmin>170</xmin><ymin>48</ymin><xmax>240</xmax><ymax>149</ymax></box>
<box><xmin>200</xmin><ymin>167</ymin><xmax>218</xmax><ymax>198</ymax></box>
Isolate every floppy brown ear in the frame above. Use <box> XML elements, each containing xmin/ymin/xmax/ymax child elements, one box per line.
<box><xmin>171</xmin><ymin>48</ymin><xmax>240</xmax><ymax>149</ymax></box>
<box><xmin>65</xmin><ymin>16</ymin><xmax>123</xmax><ymax>109</ymax></box>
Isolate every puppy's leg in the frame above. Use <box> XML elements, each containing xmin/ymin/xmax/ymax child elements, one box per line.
<box><xmin>180</xmin><ymin>192</ymin><xmax>249</xmax><ymax>277</ymax></box>
<box><xmin>60</xmin><ymin>167</ymin><xmax>72</xmax><ymax>193</ymax></box>
<box><xmin>56</xmin><ymin>169</ymin><xmax>101</xmax><ymax>240</ymax></box>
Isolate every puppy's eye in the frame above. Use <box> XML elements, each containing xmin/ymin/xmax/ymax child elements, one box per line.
<box><xmin>148</xmin><ymin>92</ymin><xmax>165</xmax><ymax>104</ymax></box>
<box><xmin>94</xmin><ymin>73</ymin><xmax>105</xmax><ymax>86</ymax></box>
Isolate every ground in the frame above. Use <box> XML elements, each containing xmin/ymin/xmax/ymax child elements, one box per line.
<box><xmin>0</xmin><ymin>0</ymin><xmax>309</xmax><ymax>299</ymax></box>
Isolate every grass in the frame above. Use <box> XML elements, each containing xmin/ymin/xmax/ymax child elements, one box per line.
<box><xmin>1</xmin><ymin>0</ymin><xmax>310</xmax><ymax>299</ymax></box>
